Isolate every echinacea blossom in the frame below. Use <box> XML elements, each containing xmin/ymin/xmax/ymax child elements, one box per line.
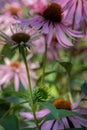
<box><xmin>55</xmin><ymin>0</ymin><xmax>87</xmax><ymax>30</ymax></box>
<box><xmin>20</xmin><ymin>96</ymin><xmax>87</xmax><ymax>129</ymax></box>
<box><xmin>0</xmin><ymin>24</ymin><xmax>40</xmax><ymax>48</ymax></box>
<box><xmin>1</xmin><ymin>0</ymin><xmax>23</xmax><ymax>17</ymax></box>
<box><xmin>0</xmin><ymin>58</ymin><xmax>38</xmax><ymax>91</ymax></box>
<box><xmin>0</xmin><ymin>0</ymin><xmax>24</xmax><ymax>33</ymax></box>
<box><xmin>19</xmin><ymin>1</ymin><xmax>83</xmax><ymax>48</ymax></box>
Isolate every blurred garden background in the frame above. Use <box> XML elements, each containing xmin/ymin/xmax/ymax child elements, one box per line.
<box><xmin>0</xmin><ymin>0</ymin><xmax>87</xmax><ymax>130</ymax></box>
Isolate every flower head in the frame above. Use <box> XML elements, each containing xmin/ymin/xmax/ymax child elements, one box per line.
<box><xmin>1</xmin><ymin>0</ymin><xmax>23</xmax><ymax>17</ymax></box>
<box><xmin>56</xmin><ymin>0</ymin><xmax>87</xmax><ymax>31</ymax></box>
<box><xmin>20</xmin><ymin>96</ymin><xmax>87</xmax><ymax>129</ymax></box>
<box><xmin>0</xmin><ymin>24</ymin><xmax>40</xmax><ymax>49</ymax></box>
<box><xmin>19</xmin><ymin>1</ymin><xmax>83</xmax><ymax>48</ymax></box>
<box><xmin>0</xmin><ymin>0</ymin><xmax>24</xmax><ymax>34</ymax></box>
<box><xmin>0</xmin><ymin>58</ymin><xmax>38</xmax><ymax>91</ymax></box>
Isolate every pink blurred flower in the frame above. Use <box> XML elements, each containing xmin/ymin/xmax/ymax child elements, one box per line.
<box><xmin>32</xmin><ymin>35</ymin><xmax>61</xmax><ymax>61</ymax></box>
<box><xmin>19</xmin><ymin>1</ymin><xmax>83</xmax><ymax>48</ymax></box>
<box><xmin>0</xmin><ymin>14</ymin><xmax>17</xmax><ymax>34</ymax></box>
<box><xmin>20</xmin><ymin>96</ymin><xmax>87</xmax><ymax>129</ymax></box>
<box><xmin>1</xmin><ymin>0</ymin><xmax>23</xmax><ymax>17</ymax></box>
<box><xmin>55</xmin><ymin>0</ymin><xmax>87</xmax><ymax>30</ymax></box>
<box><xmin>22</xmin><ymin>0</ymin><xmax>48</xmax><ymax>15</ymax></box>
<box><xmin>0</xmin><ymin>58</ymin><xmax>38</xmax><ymax>91</ymax></box>
<box><xmin>0</xmin><ymin>0</ymin><xmax>24</xmax><ymax>33</ymax></box>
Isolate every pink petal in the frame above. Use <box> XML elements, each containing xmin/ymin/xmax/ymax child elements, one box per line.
<box><xmin>14</xmin><ymin>74</ymin><xmax>19</xmax><ymax>91</ymax></box>
<box><xmin>68</xmin><ymin>116</ymin><xmax>81</xmax><ymax>128</ymax></box>
<box><xmin>20</xmin><ymin>108</ymin><xmax>50</xmax><ymax>120</ymax></box>
<box><xmin>72</xmin><ymin>94</ymin><xmax>83</xmax><ymax>109</ymax></box>
<box><xmin>62</xmin><ymin>25</ymin><xmax>83</xmax><ymax>38</ymax></box>
<box><xmin>63</xmin><ymin>0</ymin><xmax>76</xmax><ymax>24</ymax></box>
<box><xmin>75</xmin><ymin>0</ymin><xmax>82</xmax><ymax>28</ymax></box>
<box><xmin>53</xmin><ymin>121</ymin><xmax>59</xmax><ymax>130</ymax></box>
<box><xmin>75</xmin><ymin>116</ymin><xmax>87</xmax><ymax>127</ymax></box>
<box><xmin>73</xmin><ymin>108</ymin><xmax>87</xmax><ymax>115</ymax></box>
<box><xmin>41</xmin><ymin>120</ymin><xmax>54</xmax><ymax>130</ymax></box>
<box><xmin>62</xmin><ymin>117</ymin><xmax>70</xmax><ymax>128</ymax></box>
<box><xmin>0</xmin><ymin>74</ymin><xmax>12</xmax><ymax>85</ymax></box>
<box><xmin>42</xmin><ymin>22</ymin><xmax>49</xmax><ymax>34</ymax></box>
<box><xmin>59</xmin><ymin>120</ymin><xmax>65</xmax><ymax>129</ymax></box>
<box><xmin>56</xmin><ymin>24</ymin><xmax>73</xmax><ymax>47</ymax></box>
<box><xmin>19</xmin><ymin>73</ymin><xmax>28</xmax><ymax>89</ymax></box>
<box><xmin>46</xmin><ymin>23</ymin><xmax>53</xmax><ymax>45</ymax></box>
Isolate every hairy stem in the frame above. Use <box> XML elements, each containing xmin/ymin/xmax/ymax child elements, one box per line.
<box><xmin>19</xmin><ymin>47</ymin><xmax>40</xmax><ymax>130</ymax></box>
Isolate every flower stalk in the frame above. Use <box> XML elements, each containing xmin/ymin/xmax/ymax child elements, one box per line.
<box><xmin>41</xmin><ymin>43</ymin><xmax>47</xmax><ymax>85</ymax></box>
<box><xmin>19</xmin><ymin>46</ymin><xmax>40</xmax><ymax>130</ymax></box>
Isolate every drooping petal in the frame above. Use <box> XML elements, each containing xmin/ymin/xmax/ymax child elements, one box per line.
<box><xmin>61</xmin><ymin>24</ymin><xmax>83</xmax><ymax>38</ymax></box>
<box><xmin>53</xmin><ymin>121</ymin><xmax>59</xmax><ymax>130</ymax></box>
<box><xmin>20</xmin><ymin>108</ymin><xmax>50</xmax><ymax>120</ymax></box>
<box><xmin>56</xmin><ymin>24</ymin><xmax>73</xmax><ymax>47</ymax></box>
<box><xmin>73</xmin><ymin>108</ymin><xmax>87</xmax><ymax>115</ymax></box>
<box><xmin>42</xmin><ymin>22</ymin><xmax>49</xmax><ymax>34</ymax></box>
<box><xmin>62</xmin><ymin>117</ymin><xmax>70</xmax><ymax>129</ymax></box>
<box><xmin>59</xmin><ymin>120</ymin><xmax>65</xmax><ymax>129</ymax></box>
<box><xmin>14</xmin><ymin>74</ymin><xmax>19</xmax><ymax>91</ymax></box>
<box><xmin>19</xmin><ymin>73</ymin><xmax>28</xmax><ymax>89</ymax></box>
<box><xmin>46</xmin><ymin>23</ymin><xmax>53</xmax><ymax>45</ymax></box>
<box><xmin>75</xmin><ymin>116</ymin><xmax>87</xmax><ymax>127</ymax></box>
<box><xmin>68</xmin><ymin>116</ymin><xmax>81</xmax><ymax>128</ymax></box>
<box><xmin>0</xmin><ymin>74</ymin><xmax>12</xmax><ymax>85</ymax></box>
<box><xmin>75</xmin><ymin>0</ymin><xmax>82</xmax><ymax>29</ymax></box>
<box><xmin>41</xmin><ymin>120</ymin><xmax>54</xmax><ymax>130</ymax></box>
<box><xmin>72</xmin><ymin>94</ymin><xmax>83</xmax><ymax>109</ymax></box>
<box><xmin>63</xmin><ymin>0</ymin><xmax>76</xmax><ymax>25</ymax></box>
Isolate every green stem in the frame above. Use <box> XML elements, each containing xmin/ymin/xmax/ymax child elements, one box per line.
<box><xmin>41</xmin><ymin>43</ymin><xmax>47</xmax><ymax>85</ymax></box>
<box><xmin>67</xmin><ymin>74</ymin><xmax>73</xmax><ymax>103</ymax></box>
<box><xmin>19</xmin><ymin>47</ymin><xmax>40</xmax><ymax>130</ymax></box>
<box><xmin>68</xmin><ymin>1</ymin><xmax>79</xmax><ymax>102</ymax></box>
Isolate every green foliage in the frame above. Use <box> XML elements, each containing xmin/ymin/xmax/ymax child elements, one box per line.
<box><xmin>0</xmin><ymin>44</ymin><xmax>16</xmax><ymax>62</ymax></box>
<box><xmin>0</xmin><ymin>125</ymin><xmax>5</xmax><ymax>130</ymax></box>
<box><xmin>39</xmin><ymin>102</ymin><xmax>81</xmax><ymax>122</ymax></box>
<box><xmin>81</xmin><ymin>82</ymin><xmax>87</xmax><ymax>96</ymax></box>
<box><xmin>0</xmin><ymin>99</ymin><xmax>10</xmax><ymax>118</ymax></box>
<box><xmin>0</xmin><ymin>115</ymin><xmax>19</xmax><ymax>130</ymax></box>
<box><xmin>58</xmin><ymin>61</ymin><xmax>72</xmax><ymax>75</ymax></box>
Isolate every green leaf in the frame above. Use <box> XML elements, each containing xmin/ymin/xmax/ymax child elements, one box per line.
<box><xmin>81</xmin><ymin>82</ymin><xmax>87</xmax><ymax>96</ymax></box>
<box><xmin>0</xmin><ymin>125</ymin><xmax>5</xmax><ymax>130</ymax></box>
<box><xmin>39</xmin><ymin>102</ymin><xmax>60</xmax><ymax>121</ymax></box>
<box><xmin>39</xmin><ymin>102</ymin><xmax>81</xmax><ymax>122</ymax></box>
<box><xmin>5</xmin><ymin>96</ymin><xmax>24</xmax><ymax>104</ymax></box>
<box><xmin>59</xmin><ymin>61</ymin><xmax>72</xmax><ymax>75</ymax></box>
<box><xmin>57</xmin><ymin>109</ymin><xmax>80</xmax><ymax>119</ymax></box>
<box><xmin>0</xmin><ymin>115</ymin><xmax>19</xmax><ymax>130</ymax></box>
<box><xmin>44</xmin><ymin>113</ymin><xmax>55</xmax><ymax>121</ymax></box>
<box><xmin>1</xmin><ymin>44</ymin><xmax>16</xmax><ymax>61</ymax></box>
